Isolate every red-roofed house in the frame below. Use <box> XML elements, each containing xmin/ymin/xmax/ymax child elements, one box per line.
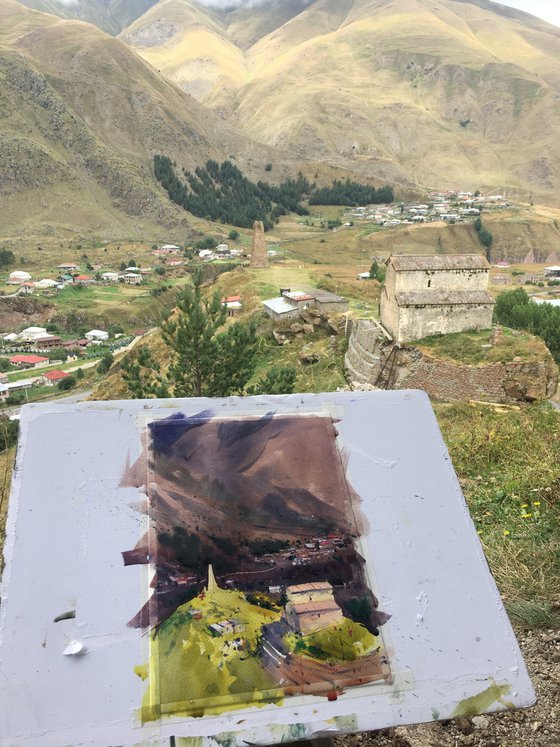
<box><xmin>222</xmin><ymin>295</ymin><xmax>242</xmax><ymax>317</ymax></box>
<box><xmin>9</xmin><ymin>354</ymin><xmax>49</xmax><ymax>368</ymax></box>
<box><xmin>41</xmin><ymin>370</ymin><xmax>70</xmax><ymax>387</ymax></box>
<box><xmin>74</xmin><ymin>275</ymin><xmax>96</xmax><ymax>285</ymax></box>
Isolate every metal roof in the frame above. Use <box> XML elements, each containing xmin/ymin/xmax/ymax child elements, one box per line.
<box><xmin>396</xmin><ymin>290</ymin><xmax>495</xmax><ymax>306</ymax></box>
<box><xmin>262</xmin><ymin>297</ymin><xmax>299</xmax><ymax>314</ymax></box>
<box><xmin>389</xmin><ymin>255</ymin><xmax>490</xmax><ymax>271</ymax></box>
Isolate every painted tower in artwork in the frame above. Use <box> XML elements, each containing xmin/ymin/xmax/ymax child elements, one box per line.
<box><xmin>250</xmin><ymin>221</ymin><xmax>268</xmax><ymax>269</ymax></box>
<box><xmin>207</xmin><ymin>564</ymin><xmax>218</xmax><ymax>593</ymax></box>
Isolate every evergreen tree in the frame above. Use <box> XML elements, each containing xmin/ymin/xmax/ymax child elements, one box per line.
<box><xmin>122</xmin><ymin>270</ymin><xmax>259</xmax><ymax>398</ymax></box>
<box><xmin>247</xmin><ymin>366</ymin><xmax>297</xmax><ymax>395</ymax></box>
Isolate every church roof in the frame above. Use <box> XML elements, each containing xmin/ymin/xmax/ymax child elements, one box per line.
<box><xmin>389</xmin><ymin>255</ymin><xmax>490</xmax><ymax>271</ymax></box>
<box><xmin>396</xmin><ymin>290</ymin><xmax>495</xmax><ymax>306</ymax></box>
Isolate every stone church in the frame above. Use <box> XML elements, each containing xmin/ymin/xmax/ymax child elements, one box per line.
<box><xmin>380</xmin><ymin>255</ymin><xmax>495</xmax><ymax>344</ymax></box>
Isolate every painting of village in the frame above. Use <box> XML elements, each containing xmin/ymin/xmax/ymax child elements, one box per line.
<box><xmin>122</xmin><ymin>410</ymin><xmax>392</xmax><ymax>721</ymax></box>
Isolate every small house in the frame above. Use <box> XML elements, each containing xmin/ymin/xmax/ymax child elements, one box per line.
<box><xmin>121</xmin><ymin>273</ymin><xmax>142</xmax><ymax>285</ymax></box>
<box><xmin>58</xmin><ymin>263</ymin><xmax>79</xmax><ymax>271</ymax></box>
<box><xmin>34</xmin><ymin>335</ymin><xmax>62</xmax><ymax>349</ymax></box>
<box><xmin>20</xmin><ymin>327</ymin><xmax>48</xmax><ymax>342</ymax></box>
<box><xmin>9</xmin><ymin>354</ymin><xmax>49</xmax><ymax>369</ymax></box>
<box><xmin>35</xmin><ymin>279</ymin><xmax>59</xmax><ymax>289</ymax></box>
<box><xmin>85</xmin><ymin>330</ymin><xmax>109</xmax><ymax>342</ymax></box>
<box><xmin>101</xmin><ymin>272</ymin><xmax>120</xmax><ymax>282</ymax></box>
<box><xmin>41</xmin><ymin>370</ymin><xmax>70</xmax><ymax>387</ymax></box>
<box><xmin>262</xmin><ymin>297</ymin><xmax>300</xmax><ymax>321</ymax></box>
<box><xmin>222</xmin><ymin>295</ymin><xmax>242</xmax><ymax>317</ymax></box>
<box><xmin>74</xmin><ymin>275</ymin><xmax>96</xmax><ymax>285</ymax></box>
<box><xmin>7</xmin><ymin>271</ymin><xmax>32</xmax><ymax>285</ymax></box>
<box><xmin>20</xmin><ymin>282</ymin><xmax>35</xmax><ymax>295</ymax></box>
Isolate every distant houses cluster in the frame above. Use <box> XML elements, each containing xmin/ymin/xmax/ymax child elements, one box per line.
<box><xmin>346</xmin><ymin>190</ymin><xmax>510</xmax><ymax>228</ymax></box>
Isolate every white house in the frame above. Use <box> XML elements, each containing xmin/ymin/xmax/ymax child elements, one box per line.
<box><xmin>121</xmin><ymin>273</ymin><xmax>142</xmax><ymax>285</ymax></box>
<box><xmin>85</xmin><ymin>330</ymin><xmax>109</xmax><ymax>342</ymax></box>
<box><xmin>101</xmin><ymin>272</ymin><xmax>120</xmax><ymax>282</ymax></box>
<box><xmin>7</xmin><ymin>271</ymin><xmax>32</xmax><ymax>285</ymax></box>
<box><xmin>34</xmin><ymin>279</ymin><xmax>59</xmax><ymax>289</ymax></box>
<box><xmin>20</xmin><ymin>327</ymin><xmax>47</xmax><ymax>342</ymax></box>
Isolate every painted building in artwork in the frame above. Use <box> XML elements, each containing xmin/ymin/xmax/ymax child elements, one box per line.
<box><xmin>380</xmin><ymin>255</ymin><xmax>494</xmax><ymax>344</ymax></box>
<box><xmin>284</xmin><ymin>581</ymin><xmax>343</xmax><ymax>635</ymax></box>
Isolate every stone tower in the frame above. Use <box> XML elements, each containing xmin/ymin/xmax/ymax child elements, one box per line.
<box><xmin>250</xmin><ymin>220</ymin><xmax>268</xmax><ymax>269</ymax></box>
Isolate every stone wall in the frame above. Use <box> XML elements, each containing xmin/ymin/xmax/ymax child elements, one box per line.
<box><xmin>397</xmin><ymin>351</ymin><xmax>558</xmax><ymax>403</ymax></box>
<box><xmin>399</xmin><ymin>302</ymin><xmax>494</xmax><ymax>342</ymax></box>
<box><xmin>345</xmin><ymin>320</ymin><xmax>559</xmax><ymax>404</ymax></box>
<box><xmin>394</xmin><ymin>268</ymin><xmax>489</xmax><ymax>292</ymax></box>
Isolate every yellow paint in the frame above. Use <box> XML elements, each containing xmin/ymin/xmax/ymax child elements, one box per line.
<box><xmin>134</xmin><ymin>664</ymin><xmax>149</xmax><ymax>681</ymax></box>
<box><xmin>451</xmin><ymin>679</ymin><xmax>514</xmax><ymax>717</ymax></box>
<box><xmin>138</xmin><ymin>585</ymin><xmax>285</xmax><ymax>721</ymax></box>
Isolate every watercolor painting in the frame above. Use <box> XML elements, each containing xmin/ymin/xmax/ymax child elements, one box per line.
<box><xmin>122</xmin><ymin>410</ymin><xmax>392</xmax><ymax>721</ymax></box>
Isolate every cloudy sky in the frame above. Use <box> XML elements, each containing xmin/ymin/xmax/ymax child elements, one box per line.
<box><xmin>494</xmin><ymin>1</ymin><xmax>560</xmax><ymax>26</ymax></box>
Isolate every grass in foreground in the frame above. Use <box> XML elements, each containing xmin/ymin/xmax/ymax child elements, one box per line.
<box><xmin>0</xmin><ymin>446</ymin><xmax>16</xmax><ymax>577</ymax></box>
<box><xmin>415</xmin><ymin>328</ymin><xmax>546</xmax><ymax>365</ymax></box>
<box><xmin>436</xmin><ymin>402</ymin><xmax>560</xmax><ymax>628</ymax></box>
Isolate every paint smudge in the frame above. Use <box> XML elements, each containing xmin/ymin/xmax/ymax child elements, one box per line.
<box><xmin>452</xmin><ymin>679</ymin><xmax>514</xmax><ymax>717</ymax></box>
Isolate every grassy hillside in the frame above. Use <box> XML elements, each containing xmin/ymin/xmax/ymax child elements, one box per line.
<box><xmin>122</xmin><ymin>0</ymin><xmax>560</xmax><ymax>201</ymax></box>
<box><xmin>0</xmin><ymin>1</ymin><xmax>286</xmax><ymax>240</ymax></box>
<box><xmin>16</xmin><ymin>0</ymin><xmax>158</xmax><ymax>35</ymax></box>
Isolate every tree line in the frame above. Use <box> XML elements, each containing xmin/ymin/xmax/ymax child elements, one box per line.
<box><xmin>309</xmin><ymin>179</ymin><xmax>394</xmax><ymax>206</ymax></box>
<box><xmin>154</xmin><ymin>156</ymin><xmax>394</xmax><ymax>229</ymax></box>
<box><xmin>494</xmin><ymin>288</ymin><xmax>560</xmax><ymax>362</ymax></box>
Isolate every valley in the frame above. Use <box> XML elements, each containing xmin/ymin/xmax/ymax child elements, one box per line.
<box><xmin>0</xmin><ymin>2</ymin><xmax>559</xmax><ymax>745</ymax></box>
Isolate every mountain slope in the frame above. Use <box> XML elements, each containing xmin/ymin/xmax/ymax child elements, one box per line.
<box><xmin>16</xmin><ymin>0</ymin><xmax>158</xmax><ymax>35</ymax></box>
<box><xmin>121</xmin><ymin>0</ymin><xmax>560</xmax><ymax>200</ymax></box>
<box><xmin>0</xmin><ymin>0</ymin><xmax>282</xmax><ymax>239</ymax></box>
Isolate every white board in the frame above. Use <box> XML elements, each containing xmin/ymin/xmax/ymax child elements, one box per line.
<box><xmin>0</xmin><ymin>391</ymin><xmax>535</xmax><ymax>747</ymax></box>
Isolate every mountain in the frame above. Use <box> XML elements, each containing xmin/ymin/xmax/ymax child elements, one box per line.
<box><xmin>15</xmin><ymin>0</ymin><xmax>158</xmax><ymax>35</ymax></box>
<box><xmin>120</xmin><ymin>0</ymin><xmax>560</xmax><ymax>201</ymax></box>
<box><xmin>0</xmin><ymin>0</ymin><xmax>282</xmax><ymax>239</ymax></box>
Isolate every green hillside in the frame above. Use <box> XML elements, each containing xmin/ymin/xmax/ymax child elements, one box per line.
<box><xmin>140</xmin><ymin>585</ymin><xmax>283</xmax><ymax>720</ymax></box>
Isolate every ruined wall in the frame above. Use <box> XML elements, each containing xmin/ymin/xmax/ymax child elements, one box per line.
<box><xmin>396</xmin><ymin>351</ymin><xmax>558</xmax><ymax>403</ymax></box>
<box><xmin>399</xmin><ymin>302</ymin><xmax>494</xmax><ymax>343</ymax></box>
<box><xmin>345</xmin><ymin>320</ymin><xmax>558</xmax><ymax>404</ymax></box>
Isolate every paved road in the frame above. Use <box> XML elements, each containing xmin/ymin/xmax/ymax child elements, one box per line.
<box><xmin>5</xmin><ymin>389</ymin><xmax>93</xmax><ymax>418</ymax></box>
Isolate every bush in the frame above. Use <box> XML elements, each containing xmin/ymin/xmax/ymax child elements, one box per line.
<box><xmin>228</xmin><ymin>230</ymin><xmax>240</xmax><ymax>241</ymax></box>
<box><xmin>97</xmin><ymin>351</ymin><xmax>114</xmax><ymax>374</ymax></box>
<box><xmin>58</xmin><ymin>376</ymin><xmax>76</xmax><ymax>391</ymax></box>
<box><xmin>6</xmin><ymin>392</ymin><xmax>24</xmax><ymax>406</ymax></box>
<box><xmin>0</xmin><ymin>414</ymin><xmax>19</xmax><ymax>450</ymax></box>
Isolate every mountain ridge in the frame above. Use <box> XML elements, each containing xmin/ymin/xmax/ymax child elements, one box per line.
<box><xmin>0</xmin><ymin>0</ymin><xmax>302</xmax><ymax>239</ymax></box>
<box><xmin>119</xmin><ymin>0</ymin><xmax>560</xmax><ymax>202</ymax></box>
